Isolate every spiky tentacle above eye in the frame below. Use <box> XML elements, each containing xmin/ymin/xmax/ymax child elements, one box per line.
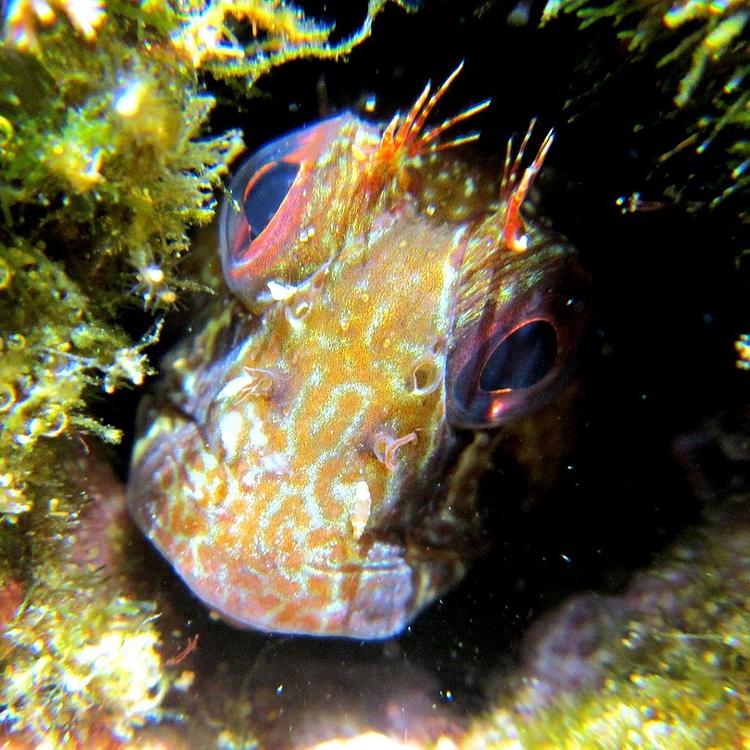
<box><xmin>450</xmin><ymin>120</ymin><xmax>561</xmax><ymax>339</ymax></box>
<box><xmin>372</xmin><ymin>62</ymin><xmax>492</xmax><ymax>165</ymax></box>
<box><xmin>442</xmin><ymin>118</ymin><xmax>589</xmax><ymax>430</ymax></box>
<box><xmin>219</xmin><ymin>64</ymin><xmax>493</xmax><ymax>310</ymax></box>
<box><xmin>500</xmin><ymin>120</ymin><xmax>555</xmax><ymax>253</ymax></box>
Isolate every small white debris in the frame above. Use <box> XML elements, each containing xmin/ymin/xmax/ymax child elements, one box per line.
<box><xmin>351</xmin><ymin>480</ymin><xmax>371</xmax><ymax>539</ymax></box>
<box><xmin>267</xmin><ymin>280</ymin><xmax>298</xmax><ymax>301</ymax></box>
<box><xmin>218</xmin><ymin>410</ymin><xmax>244</xmax><ymax>458</ymax></box>
<box><xmin>141</xmin><ymin>265</ymin><xmax>164</xmax><ymax>284</ymax></box>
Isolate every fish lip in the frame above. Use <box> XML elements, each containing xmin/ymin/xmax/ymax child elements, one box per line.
<box><xmin>302</xmin><ymin>558</ymin><xmax>406</xmax><ymax>575</ymax></box>
<box><xmin>301</xmin><ymin>539</ymin><xmax>417</xmax><ymax>576</ymax></box>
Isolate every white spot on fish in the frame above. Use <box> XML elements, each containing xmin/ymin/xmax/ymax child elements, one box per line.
<box><xmin>261</xmin><ymin>453</ymin><xmax>290</xmax><ymax>477</ymax></box>
<box><xmin>246</xmin><ymin>403</ymin><xmax>269</xmax><ymax>450</ymax></box>
<box><xmin>351</xmin><ymin>480</ymin><xmax>371</xmax><ymax>539</ymax></box>
<box><xmin>267</xmin><ymin>279</ymin><xmax>298</xmax><ymax>301</ymax></box>
<box><xmin>219</xmin><ymin>410</ymin><xmax>245</xmax><ymax>458</ymax></box>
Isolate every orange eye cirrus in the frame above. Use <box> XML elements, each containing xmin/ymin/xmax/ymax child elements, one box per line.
<box><xmin>219</xmin><ymin>114</ymin><xmax>351</xmax><ymax>306</ymax></box>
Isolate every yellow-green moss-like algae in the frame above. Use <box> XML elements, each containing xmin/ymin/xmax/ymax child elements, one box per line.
<box><xmin>1</xmin><ymin>566</ymin><xmax>166</xmax><ymax>744</ymax></box>
<box><xmin>542</xmin><ymin>0</ymin><xmax>749</xmax><ymax>216</ymax></box>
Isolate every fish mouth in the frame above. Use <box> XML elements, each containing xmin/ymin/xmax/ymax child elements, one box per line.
<box><xmin>300</xmin><ymin>539</ymin><xmax>416</xmax><ymax>585</ymax></box>
<box><xmin>302</xmin><ymin>558</ymin><xmax>406</xmax><ymax>575</ymax></box>
<box><xmin>301</xmin><ymin>537</ymin><xmax>467</xmax><ymax>577</ymax></box>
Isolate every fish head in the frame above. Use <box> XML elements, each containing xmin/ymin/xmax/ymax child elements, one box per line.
<box><xmin>128</xmin><ymin>70</ymin><xmax>588</xmax><ymax>638</ymax></box>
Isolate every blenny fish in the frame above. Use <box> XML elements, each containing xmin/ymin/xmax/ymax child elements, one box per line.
<box><xmin>127</xmin><ymin>65</ymin><xmax>588</xmax><ymax>639</ymax></box>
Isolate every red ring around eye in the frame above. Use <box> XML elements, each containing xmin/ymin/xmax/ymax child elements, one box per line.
<box><xmin>219</xmin><ymin>114</ymin><xmax>355</xmax><ymax>306</ymax></box>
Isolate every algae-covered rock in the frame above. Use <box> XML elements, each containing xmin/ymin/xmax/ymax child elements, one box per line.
<box><xmin>462</xmin><ymin>499</ymin><xmax>750</xmax><ymax>748</ymax></box>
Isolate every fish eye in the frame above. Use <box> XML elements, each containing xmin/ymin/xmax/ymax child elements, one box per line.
<box><xmin>445</xmin><ymin>270</ymin><xmax>591</xmax><ymax>433</ymax></box>
<box><xmin>218</xmin><ymin>114</ymin><xmax>353</xmax><ymax>307</ymax></box>
<box><xmin>446</xmin><ymin>246</ymin><xmax>590</xmax><ymax>431</ymax></box>
<box><xmin>220</xmin><ymin>131</ymin><xmax>307</xmax><ymax>271</ymax></box>
<box><xmin>448</xmin><ymin>316</ymin><xmax>563</xmax><ymax>429</ymax></box>
<box><xmin>478</xmin><ymin>320</ymin><xmax>557</xmax><ymax>392</ymax></box>
<box><xmin>239</xmin><ymin>160</ymin><xmax>300</xmax><ymax>247</ymax></box>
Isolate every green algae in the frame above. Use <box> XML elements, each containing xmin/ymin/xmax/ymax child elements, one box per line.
<box><xmin>0</xmin><ymin>241</ymin><xmax>130</xmax><ymax>517</ymax></box>
<box><xmin>541</xmin><ymin>0</ymin><xmax>750</xmax><ymax>218</ymax></box>
<box><xmin>1</xmin><ymin>563</ymin><xmax>166</xmax><ymax>744</ymax></box>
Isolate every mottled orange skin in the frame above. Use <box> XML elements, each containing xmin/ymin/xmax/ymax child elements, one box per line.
<box><xmin>128</xmin><ymin>79</ymin><xmax>586</xmax><ymax>638</ymax></box>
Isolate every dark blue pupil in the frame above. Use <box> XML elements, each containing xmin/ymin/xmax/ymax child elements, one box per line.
<box><xmin>244</xmin><ymin>161</ymin><xmax>299</xmax><ymax>241</ymax></box>
<box><xmin>479</xmin><ymin>320</ymin><xmax>557</xmax><ymax>391</ymax></box>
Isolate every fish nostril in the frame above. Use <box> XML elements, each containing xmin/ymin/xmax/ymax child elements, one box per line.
<box><xmin>410</xmin><ymin>356</ymin><xmax>442</xmax><ymax>396</ymax></box>
<box><xmin>291</xmin><ymin>300</ymin><xmax>311</xmax><ymax>319</ymax></box>
<box><xmin>284</xmin><ymin>298</ymin><xmax>312</xmax><ymax>329</ymax></box>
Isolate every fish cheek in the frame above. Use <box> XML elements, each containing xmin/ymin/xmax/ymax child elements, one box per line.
<box><xmin>128</xmin><ymin>416</ymin><xmax>288</xmax><ymax>632</ymax></box>
<box><xmin>128</xmin><ymin>409</ymin><xmax>226</xmax><ymax>587</ymax></box>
